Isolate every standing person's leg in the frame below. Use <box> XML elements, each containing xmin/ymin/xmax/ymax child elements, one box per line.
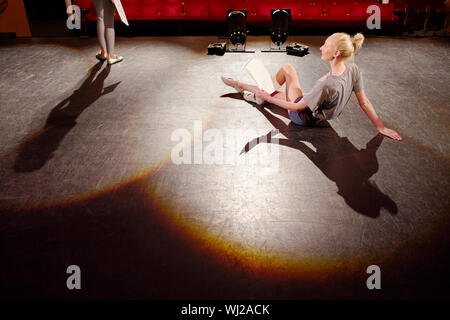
<box><xmin>92</xmin><ymin>0</ymin><xmax>107</xmax><ymax>58</ymax></box>
<box><xmin>103</xmin><ymin>0</ymin><xmax>123</xmax><ymax>64</ymax></box>
<box><xmin>102</xmin><ymin>0</ymin><xmax>115</xmax><ymax>58</ymax></box>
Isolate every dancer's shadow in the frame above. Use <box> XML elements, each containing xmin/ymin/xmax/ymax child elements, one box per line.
<box><xmin>226</xmin><ymin>94</ymin><xmax>398</xmax><ymax>218</ymax></box>
<box><xmin>14</xmin><ymin>62</ymin><xmax>120</xmax><ymax>172</ymax></box>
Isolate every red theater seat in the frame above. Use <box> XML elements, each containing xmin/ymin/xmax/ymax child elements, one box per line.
<box><xmin>405</xmin><ymin>0</ymin><xmax>428</xmax><ymax>10</ymax></box>
<box><xmin>230</xmin><ymin>0</ymin><xmax>256</xmax><ymax>22</ymax></box>
<box><xmin>104</xmin><ymin>0</ymin><xmax>140</xmax><ymax>21</ymax></box>
<box><xmin>183</xmin><ymin>0</ymin><xmax>209</xmax><ymax>20</ymax></box>
<box><xmin>427</xmin><ymin>0</ymin><xmax>446</xmax><ymax>10</ymax></box>
<box><xmin>73</xmin><ymin>0</ymin><xmax>96</xmax><ymax>20</ymax></box>
<box><xmin>393</xmin><ymin>0</ymin><xmax>406</xmax><ymax>10</ymax></box>
<box><xmin>160</xmin><ymin>0</ymin><xmax>183</xmax><ymax>20</ymax></box>
<box><xmin>120</xmin><ymin>0</ymin><xmax>139</xmax><ymax>18</ymax></box>
<box><xmin>139</xmin><ymin>0</ymin><xmax>160</xmax><ymax>20</ymax></box>
<box><xmin>300</xmin><ymin>2</ymin><xmax>323</xmax><ymax>19</ymax></box>
<box><xmin>74</xmin><ymin>0</ymin><xmax>90</xmax><ymax>7</ymax></box>
<box><xmin>324</xmin><ymin>1</ymin><xmax>351</xmax><ymax>18</ymax></box>
<box><xmin>278</xmin><ymin>1</ymin><xmax>302</xmax><ymax>19</ymax></box>
<box><xmin>255</xmin><ymin>0</ymin><xmax>273</xmax><ymax>21</ymax></box>
<box><xmin>380</xmin><ymin>3</ymin><xmax>396</xmax><ymax>20</ymax></box>
<box><xmin>425</xmin><ymin>0</ymin><xmax>447</xmax><ymax>31</ymax></box>
<box><xmin>255</xmin><ymin>1</ymin><xmax>299</xmax><ymax>24</ymax></box>
<box><xmin>230</xmin><ymin>0</ymin><xmax>254</xmax><ymax>11</ymax></box>
<box><xmin>208</xmin><ymin>0</ymin><xmax>231</xmax><ymax>21</ymax></box>
<box><xmin>349</xmin><ymin>2</ymin><xmax>372</xmax><ymax>19</ymax></box>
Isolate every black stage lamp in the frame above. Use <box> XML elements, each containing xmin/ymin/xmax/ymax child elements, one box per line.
<box><xmin>227</xmin><ymin>9</ymin><xmax>249</xmax><ymax>51</ymax></box>
<box><xmin>270</xmin><ymin>8</ymin><xmax>291</xmax><ymax>47</ymax></box>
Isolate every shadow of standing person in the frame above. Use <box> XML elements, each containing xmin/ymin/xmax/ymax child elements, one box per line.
<box><xmin>14</xmin><ymin>62</ymin><xmax>120</xmax><ymax>172</ymax></box>
<box><xmin>241</xmin><ymin>102</ymin><xmax>398</xmax><ymax>218</ymax></box>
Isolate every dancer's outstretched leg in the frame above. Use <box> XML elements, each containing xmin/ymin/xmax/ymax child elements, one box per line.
<box><xmin>222</xmin><ymin>80</ymin><xmax>291</xmax><ymax>106</ymax></box>
<box><xmin>222</xmin><ymin>76</ymin><xmax>266</xmax><ymax>104</ymax></box>
<box><xmin>221</xmin><ymin>76</ymin><xmax>259</xmax><ymax>94</ymax></box>
<box><xmin>222</xmin><ymin>63</ymin><xmax>302</xmax><ymax>100</ymax></box>
<box><xmin>222</xmin><ymin>64</ymin><xmax>303</xmax><ymax>107</ymax></box>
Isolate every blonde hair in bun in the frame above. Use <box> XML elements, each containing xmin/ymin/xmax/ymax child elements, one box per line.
<box><xmin>331</xmin><ymin>32</ymin><xmax>365</xmax><ymax>61</ymax></box>
<box><xmin>352</xmin><ymin>33</ymin><xmax>365</xmax><ymax>53</ymax></box>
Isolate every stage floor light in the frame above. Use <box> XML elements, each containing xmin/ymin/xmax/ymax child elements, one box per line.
<box><xmin>270</xmin><ymin>8</ymin><xmax>291</xmax><ymax>48</ymax></box>
<box><xmin>227</xmin><ymin>9</ymin><xmax>249</xmax><ymax>51</ymax></box>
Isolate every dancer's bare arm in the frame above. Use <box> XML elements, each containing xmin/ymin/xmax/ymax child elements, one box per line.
<box><xmin>355</xmin><ymin>90</ymin><xmax>402</xmax><ymax>141</ymax></box>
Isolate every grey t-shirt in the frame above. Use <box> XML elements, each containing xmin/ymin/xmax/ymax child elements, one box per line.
<box><xmin>302</xmin><ymin>63</ymin><xmax>364</xmax><ymax>121</ymax></box>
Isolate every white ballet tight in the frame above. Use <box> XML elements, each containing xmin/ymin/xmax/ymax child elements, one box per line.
<box><xmin>92</xmin><ymin>0</ymin><xmax>115</xmax><ymax>55</ymax></box>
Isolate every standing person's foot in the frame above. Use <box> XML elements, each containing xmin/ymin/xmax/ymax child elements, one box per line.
<box><xmin>107</xmin><ymin>54</ymin><xmax>124</xmax><ymax>65</ymax></box>
<box><xmin>243</xmin><ymin>91</ymin><xmax>264</xmax><ymax>105</ymax></box>
<box><xmin>221</xmin><ymin>75</ymin><xmax>243</xmax><ymax>93</ymax></box>
<box><xmin>96</xmin><ymin>50</ymin><xmax>107</xmax><ymax>61</ymax></box>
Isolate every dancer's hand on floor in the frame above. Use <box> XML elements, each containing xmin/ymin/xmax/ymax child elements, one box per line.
<box><xmin>379</xmin><ymin>127</ymin><xmax>402</xmax><ymax>141</ymax></box>
<box><xmin>256</xmin><ymin>89</ymin><xmax>270</xmax><ymax>103</ymax></box>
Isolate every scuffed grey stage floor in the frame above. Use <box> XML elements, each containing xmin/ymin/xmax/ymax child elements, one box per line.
<box><xmin>0</xmin><ymin>35</ymin><xmax>449</xmax><ymax>299</ymax></box>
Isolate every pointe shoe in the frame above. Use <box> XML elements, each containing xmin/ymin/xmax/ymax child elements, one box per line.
<box><xmin>107</xmin><ymin>54</ymin><xmax>124</xmax><ymax>65</ymax></box>
<box><xmin>96</xmin><ymin>50</ymin><xmax>107</xmax><ymax>61</ymax></box>
<box><xmin>243</xmin><ymin>91</ymin><xmax>264</xmax><ymax>105</ymax></box>
<box><xmin>221</xmin><ymin>75</ymin><xmax>243</xmax><ymax>93</ymax></box>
